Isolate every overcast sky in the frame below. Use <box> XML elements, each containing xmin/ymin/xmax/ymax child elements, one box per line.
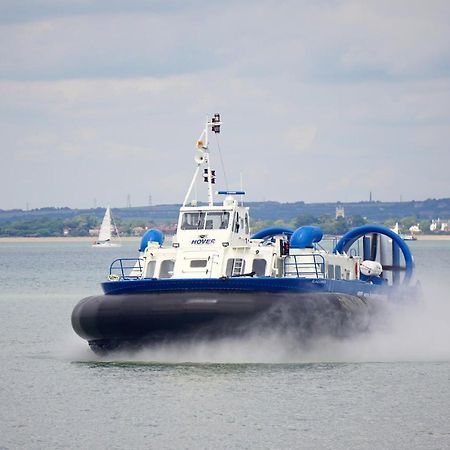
<box><xmin>1</xmin><ymin>0</ymin><xmax>449</xmax><ymax>210</ymax></box>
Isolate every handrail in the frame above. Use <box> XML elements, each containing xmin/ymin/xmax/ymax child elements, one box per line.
<box><xmin>109</xmin><ymin>258</ymin><xmax>144</xmax><ymax>280</ymax></box>
<box><xmin>284</xmin><ymin>254</ymin><xmax>326</xmax><ymax>279</ymax></box>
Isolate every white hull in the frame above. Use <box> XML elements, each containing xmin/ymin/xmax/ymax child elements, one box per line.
<box><xmin>92</xmin><ymin>242</ymin><xmax>121</xmax><ymax>248</ymax></box>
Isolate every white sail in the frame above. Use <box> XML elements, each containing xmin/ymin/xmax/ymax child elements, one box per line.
<box><xmin>93</xmin><ymin>206</ymin><xmax>121</xmax><ymax>247</ymax></box>
<box><xmin>98</xmin><ymin>206</ymin><xmax>112</xmax><ymax>242</ymax></box>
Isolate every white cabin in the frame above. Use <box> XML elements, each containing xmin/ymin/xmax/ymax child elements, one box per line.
<box><xmin>135</xmin><ymin>115</ymin><xmax>362</xmax><ymax>283</ymax></box>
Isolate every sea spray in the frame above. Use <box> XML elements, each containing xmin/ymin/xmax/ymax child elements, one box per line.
<box><xmin>68</xmin><ymin>276</ymin><xmax>450</xmax><ymax>365</ymax></box>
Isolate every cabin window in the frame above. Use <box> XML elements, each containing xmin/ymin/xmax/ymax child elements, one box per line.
<box><xmin>159</xmin><ymin>260</ymin><xmax>174</xmax><ymax>278</ymax></box>
<box><xmin>206</xmin><ymin>212</ymin><xmax>230</xmax><ymax>229</ymax></box>
<box><xmin>219</xmin><ymin>212</ymin><xmax>230</xmax><ymax>229</ymax></box>
<box><xmin>327</xmin><ymin>264</ymin><xmax>335</xmax><ymax>279</ymax></box>
<box><xmin>233</xmin><ymin>213</ymin><xmax>240</xmax><ymax>233</ymax></box>
<box><xmin>181</xmin><ymin>211</ymin><xmax>229</xmax><ymax>230</ymax></box>
<box><xmin>252</xmin><ymin>259</ymin><xmax>267</xmax><ymax>276</ymax></box>
<box><xmin>181</xmin><ymin>212</ymin><xmax>206</xmax><ymax>230</ymax></box>
<box><xmin>146</xmin><ymin>261</ymin><xmax>156</xmax><ymax>278</ymax></box>
<box><xmin>335</xmin><ymin>265</ymin><xmax>342</xmax><ymax>280</ymax></box>
<box><xmin>226</xmin><ymin>258</ymin><xmax>245</xmax><ymax>276</ymax></box>
<box><xmin>190</xmin><ymin>259</ymin><xmax>207</xmax><ymax>268</ymax></box>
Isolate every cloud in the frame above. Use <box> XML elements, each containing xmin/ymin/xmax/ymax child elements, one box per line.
<box><xmin>0</xmin><ymin>10</ymin><xmax>224</xmax><ymax>80</ymax></box>
<box><xmin>0</xmin><ymin>0</ymin><xmax>197</xmax><ymax>25</ymax></box>
<box><xmin>284</xmin><ymin>126</ymin><xmax>318</xmax><ymax>153</ymax></box>
<box><xmin>0</xmin><ymin>1</ymin><xmax>449</xmax><ymax>208</ymax></box>
<box><xmin>1</xmin><ymin>1</ymin><xmax>450</xmax><ymax>82</ymax></box>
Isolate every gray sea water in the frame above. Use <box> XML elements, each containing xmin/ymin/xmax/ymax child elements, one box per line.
<box><xmin>1</xmin><ymin>240</ymin><xmax>450</xmax><ymax>450</ymax></box>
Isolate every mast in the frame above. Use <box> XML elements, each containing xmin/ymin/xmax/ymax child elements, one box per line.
<box><xmin>183</xmin><ymin>114</ymin><xmax>221</xmax><ymax>207</ymax></box>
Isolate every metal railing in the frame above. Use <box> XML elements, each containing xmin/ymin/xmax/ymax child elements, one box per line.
<box><xmin>284</xmin><ymin>254</ymin><xmax>326</xmax><ymax>278</ymax></box>
<box><xmin>109</xmin><ymin>258</ymin><xmax>144</xmax><ymax>280</ymax></box>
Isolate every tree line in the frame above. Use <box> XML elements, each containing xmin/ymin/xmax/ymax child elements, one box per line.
<box><xmin>1</xmin><ymin>214</ymin><xmax>442</xmax><ymax>238</ymax></box>
<box><xmin>0</xmin><ymin>215</ymin><xmax>159</xmax><ymax>237</ymax></box>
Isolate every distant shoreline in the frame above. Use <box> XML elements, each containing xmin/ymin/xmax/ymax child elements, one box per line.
<box><xmin>415</xmin><ymin>235</ymin><xmax>450</xmax><ymax>241</ymax></box>
<box><xmin>1</xmin><ymin>235</ymin><xmax>450</xmax><ymax>243</ymax></box>
<box><xmin>0</xmin><ymin>236</ymin><xmax>139</xmax><ymax>243</ymax></box>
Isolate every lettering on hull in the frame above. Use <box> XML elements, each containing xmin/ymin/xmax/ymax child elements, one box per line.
<box><xmin>191</xmin><ymin>238</ymin><xmax>216</xmax><ymax>245</ymax></box>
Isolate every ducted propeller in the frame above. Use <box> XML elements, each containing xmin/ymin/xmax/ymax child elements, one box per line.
<box><xmin>334</xmin><ymin>225</ymin><xmax>414</xmax><ymax>285</ymax></box>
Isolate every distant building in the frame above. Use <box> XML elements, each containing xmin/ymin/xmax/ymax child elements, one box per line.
<box><xmin>335</xmin><ymin>205</ymin><xmax>345</xmax><ymax>219</ymax></box>
<box><xmin>409</xmin><ymin>224</ymin><xmax>421</xmax><ymax>234</ymax></box>
<box><xmin>89</xmin><ymin>228</ymin><xmax>100</xmax><ymax>236</ymax></box>
<box><xmin>159</xmin><ymin>223</ymin><xmax>178</xmax><ymax>234</ymax></box>
<box><xmin>132</xmin><ymin>226</ymin><xmax>145</xmax><ymax>236</ymax></box>
<box><xmin>63</xmin><ymin>227</ymin><xmax>71</xmax><ymax>236</ymax></box>
<box><xmin>430</xmin><ymin>219</ymin><xmax>449</xmax><ymax>232</ymax></box>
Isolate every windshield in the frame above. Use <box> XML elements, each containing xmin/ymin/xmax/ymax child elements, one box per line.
<box><xmin>181</xmin><ymin>212</ymin><xmax>230</xmax><ymax>230</ymax></box>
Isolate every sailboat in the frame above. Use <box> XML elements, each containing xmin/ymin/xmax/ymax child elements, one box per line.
<box><xmin>92</xmin><ymin>206</ymin><xmax>121</xmax><ymax>247</ymax></box>
<box><xmin>391</xmin><ymin>222</ymin><xmax>417</xmax><ymax>241</ymax></box>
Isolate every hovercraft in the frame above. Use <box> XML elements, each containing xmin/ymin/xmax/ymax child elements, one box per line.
<box><xmin>72</xmin><ymin>115</ymin><xmax>417</xmax><ymax>354</ymax></box>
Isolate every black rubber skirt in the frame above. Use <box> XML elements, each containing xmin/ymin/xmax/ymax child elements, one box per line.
<box><xmin>71</xmin><ymin>291</ymin><xmax>374</xmax><ymax>353</ymax></box>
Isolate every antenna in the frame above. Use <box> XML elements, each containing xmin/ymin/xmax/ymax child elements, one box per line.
<box><xmin>239</xmin><ymin>172</ymin><xmax>244</xmax><ymax>206</ymax></box>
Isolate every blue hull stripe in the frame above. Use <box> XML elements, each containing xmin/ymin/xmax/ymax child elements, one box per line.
<box><xmin>102</xmin><ymin>277</ymin><xmax>385</xmax><ymax>296</ymax></box>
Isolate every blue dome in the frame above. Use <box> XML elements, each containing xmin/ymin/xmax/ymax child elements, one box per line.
<box><xmin>139</xmin><ymin>229</ymin><xmax>164</xmax><ymax>252</ymax></box>
<box><xmin>290</xmin><ymin>226</ymin><xmax>323</xmax><ymax>249</ymax></box>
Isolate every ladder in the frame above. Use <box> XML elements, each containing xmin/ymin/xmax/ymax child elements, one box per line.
<box><xmin>232</xmin><ymin>258</ymin><xmax>244</xmax><ymax>276</ymax></box>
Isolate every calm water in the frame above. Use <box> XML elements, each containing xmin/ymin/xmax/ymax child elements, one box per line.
<box><xmin>1</xmin><ymin>240</ymin><xmax>450</xmax><ymax>450</ymax></box>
